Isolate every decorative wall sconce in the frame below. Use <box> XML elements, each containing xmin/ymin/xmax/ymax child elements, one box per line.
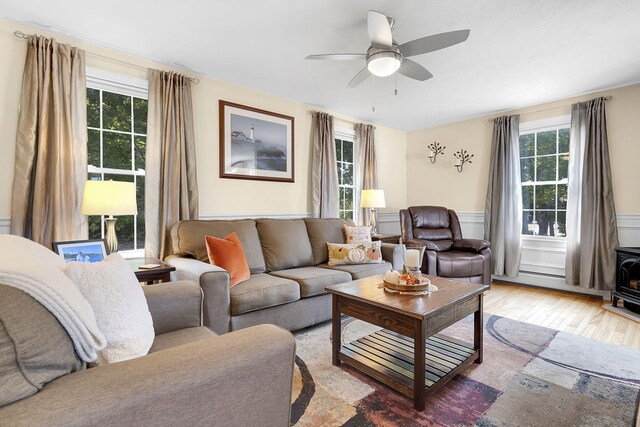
<box><xmin>453</xmin><ymin>149</ymin><xmax>474</xmax><ymax>173</ymax></box>
<box><xmin>427</xmin><ymin>141</ymin><xmax>446</xmax><ymax>164</ymax></box>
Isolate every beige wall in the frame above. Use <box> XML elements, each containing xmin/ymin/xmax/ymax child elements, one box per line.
<box><xmin>0</xmin><ymin>19</ymin><xmax>407</xmax><ymax>221</ymax></box>
<box><xmin>407</xmin><ymin>83</ymin><xmax>640</xmax><ymax>214</ymax></box>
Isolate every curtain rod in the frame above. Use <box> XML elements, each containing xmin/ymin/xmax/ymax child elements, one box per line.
<box><xmin>488</xmin><ymin>96</ymin><xmax>612</xmax><ymax>122</ymax></box>
<box><xmin>13</xmin><ymin>30</ymin><xmax>200</xmax><ymax>84</ymax></box>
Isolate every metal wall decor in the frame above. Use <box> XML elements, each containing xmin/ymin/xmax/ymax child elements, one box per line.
<box><xmin>453</xmin><ymin>149</ymin><xmax>474</xmax><ymax>173</ymax></box>
<box><xmin>427</xmin><ymin>141</ymin><xmax>445</xmax><ymax>163</ymax></box>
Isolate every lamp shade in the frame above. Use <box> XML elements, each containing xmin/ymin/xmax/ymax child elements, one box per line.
<box><xmin>360</xmin><ymin>189</ymin><xmax>386</xmax><ymax>209</ymax></box>
<box><xmin>81</xmin><ymin>180</ymin><xmax>138</xmax><ymax>216</ymax></box>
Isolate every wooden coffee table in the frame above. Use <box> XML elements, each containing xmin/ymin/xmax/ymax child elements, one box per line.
<box><xmin>326</xmin><ymin>275</ymin><xmax>489</xmax><ymax>411</ymax></box>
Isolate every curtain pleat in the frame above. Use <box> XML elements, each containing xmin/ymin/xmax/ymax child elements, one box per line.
<box><xmin>10</xmin><ymin>36</ymin><xmax>87</xmax><ymax>248</ymax></box>
<box><xmin>311</xmin><ymin>112</ymin><xmax>339</xmax><ymax>218</ymax></box>
<box><xmin>565</xmin><ymin>97</ymin><xmax>618</xmax><ymax>290</ymax></box>
<box><xmin>356</xmin><ymin>123</ymin><xmax>377</xmax><ymax>226</ymax></box>
<box><xmin>484</xmin><ymin>115</ymin><xmax>522</xmax><ymax>277</ymax></box>
<box><xmin>145</xmin><ymin>70</ymin><xmax>199</xmax><ymax>259</ymax></box>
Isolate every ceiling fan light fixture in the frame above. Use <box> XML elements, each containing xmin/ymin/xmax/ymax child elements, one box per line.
<box><xmin>367</xmin><ymin>51</ymin><xmax>402</xmax><ymax>77</ymax></box>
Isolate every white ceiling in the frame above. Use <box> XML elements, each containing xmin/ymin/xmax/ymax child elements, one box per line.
<box><xmin>2</xmin><ymin>0</ymin><xmax>640</xmax><ymax>131</ymax></box>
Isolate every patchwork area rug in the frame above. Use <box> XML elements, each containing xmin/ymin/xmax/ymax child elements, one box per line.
<box><xmin>292</xmin><ymin>314</ymin><xmax>640</xmax><ymax>426</ymax></box>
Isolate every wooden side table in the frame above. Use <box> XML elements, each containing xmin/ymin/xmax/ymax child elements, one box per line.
<box><xmin>128</xmin><ymin>258</ymin><xmax>175</xmax><ymax>285</ymax></box>
<box><xmin>372</xmin><ymin>234</ymin><xmax>402</xmax><ymax>244</ymax></box>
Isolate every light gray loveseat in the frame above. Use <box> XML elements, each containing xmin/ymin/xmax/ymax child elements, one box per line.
<box><xmin>166</xmin><ymin>218</ymin><xmax>404</xmax><ymax>334</ymax></box>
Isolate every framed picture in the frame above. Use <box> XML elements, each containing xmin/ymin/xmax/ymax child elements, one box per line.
<box><xmin>219</xmin><ymin>100</ymin><xmax>294</xmax><ymax>182</ymax></box>
<box><xmin>52</xmin><ymin>239</ymin><xmax>108</xmax><ymax>263</ymax></box>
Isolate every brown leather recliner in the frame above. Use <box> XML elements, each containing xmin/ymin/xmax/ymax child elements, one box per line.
<box><xmin>400</xmin><ymin>206</ymin><xmax>492</xmax><ymax>285</ymax></box>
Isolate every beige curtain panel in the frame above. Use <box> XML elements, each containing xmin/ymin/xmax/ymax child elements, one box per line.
<box><xmin>11</xmin><ymin>36</ymin><xmax>88</xmax><ymax>248</ymax></box>
<box><xmin>145</xmin><ymin>70</ymin><xmax>199</xmax><ymax>259</ymax></box>
<box><xmin>565</xmin><ymin>97</ymin><xmax>618</xmax><ymax>290</ymax></box>
<box><xmin>356</xmin><ymin>123</ymin><xmax>377</xmax><ymax>226</ymax></box>
<box><xmin>311</xmin><ymin>112</ymin><xmax>339</xmax><ymax>218</ymax></box>
<box><xmin>484</xmin><ymin>115</ymin><xmax>522</xmax><ymax>277</ymax></box>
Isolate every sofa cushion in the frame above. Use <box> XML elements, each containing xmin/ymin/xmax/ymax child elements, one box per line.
<box><xmin>256</xmin><ymin>219</ymin><xmax>314</xmax><ymax>272</ymax></box>
<box><xmin>205</xmin><ymin>233</ymin><xmax>251</xmax><ymax>286</ymax></box>
<box><xmin>171</xmin><ymin>219</ymin><xmax>266</xmax><ymax>274</ymax></box>
<box><xmin>269</xmin><ymin>267</ymin><xmax>352</xmax><ymax>298</ymax></box>
<box><xmin>436</xmin><ymin>251</ymin><xmax>486</xmax><ymax>278</ymax></box>
<box><xmin>0</xmin><ymin>285</ymin><xmax>83</xmax><ymax>406</ymax></box>
<box><xmin>149</xmin><ymin>327</ymin><xmax>216</xmax><ymax>353</ymax></box>
<box><xmin>327</xmin><ymin>241</ymin><xmax>383</xmax><ymax>266</ymax></box>
<box><xmin>318</xmin><ymin>261</ymin><xmax>392</xmax><ymax>279</ymax></box>
<box><xmin>304</xmin><ymin>218</ymin><xmax>353</xmax><ymax>265</ymax></box>
<box><xmin>230</xmin><ymin>274</ymin><xmax>300</xmax><ymax>315</ymax></box>
<box><xmin>343</xmin><ymin>225</ymin><xmax>372</xmax><ymax>243</ymax></box>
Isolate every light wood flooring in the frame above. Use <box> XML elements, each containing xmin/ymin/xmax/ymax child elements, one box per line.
<box><xmin>484</xmin><ymin>282</ymin><xmax>640</xmax><ymax>350</ymax></box>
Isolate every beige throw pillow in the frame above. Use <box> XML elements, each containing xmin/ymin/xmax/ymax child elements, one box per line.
<box><xmin>343</xmin><ymin>225</ymin><xmax>372</xmax><ymax>244</ymax></box>
<box><xmin>327</xmin><ymin>241</ymin><xmax>383</xmax><ymax>266</ymax></box>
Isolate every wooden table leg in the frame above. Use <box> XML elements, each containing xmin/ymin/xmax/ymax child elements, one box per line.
<box><xmin>474</xmin><ymin>293</ymin><xmax>484</xmax><ymax>364</ymax></box>
<box><xmin>413</xmin><ymin>318</ymin><xmax>426</xmax><ymax>411</ymax></box>
<box><xmin>332</xmin><ymin>294</ymin><xmax>341</xmax><ymax>366</ymax></box>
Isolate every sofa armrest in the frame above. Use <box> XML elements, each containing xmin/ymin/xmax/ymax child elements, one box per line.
<box><xmin>0</xmin><ymin>325</ymin><xmax>296</xmax><ymax>427</ymax></box>
<box><xmin>452</xmin><ymin>238</ymin><xmax>490</xmax><ymax>252</ymax></box>
<box><xmin>381</xmin><ymin>243</ymin><xmax>405</xmax><ymax>271</ymax></box>
<box><xmin>165</xmin><ymin>255</ymin><xmax>232</xmax><ymax>334</ymax></box>
<box><xmin>142</xmin><ymin>281</ymin><xmax>203</xmax><ymax>335</ymax></box>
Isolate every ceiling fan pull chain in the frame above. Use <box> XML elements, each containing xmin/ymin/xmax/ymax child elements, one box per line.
<box><xmin>395</xmin><ymin>72</ymin><xmax>398</xmax><ymax>95</ymax></box>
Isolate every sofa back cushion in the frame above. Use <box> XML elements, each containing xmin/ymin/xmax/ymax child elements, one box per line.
<box><xmin>0</xmin><ymin>285</ymin><xmax>83</xmax><ymax>406</ymax></box>
<box><xmin>256</xmin><ymin>219</ymin><xmax>314</xmax><ymax>271</ymax></box>
<box><xmin>171</xmin><ymin>219</ymin><xmax>266</xmax><ymax>274</ymax></box>
<box><xmin>304</xmin><ymin>218</ymin><xmax>353</xmax><ymax>265</ymax></box>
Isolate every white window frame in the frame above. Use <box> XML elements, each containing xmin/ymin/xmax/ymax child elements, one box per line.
<box><xmin>86</xmin><ymin>69</ymin><xmax>148</xmax><ymax>258</ymax></box>
<box><xmin>335</xmin><ymin>127</ymin><xmax>358</xmax><ymax>222</ymax></box>
<box><xmin>519</xmin><ymin>115</ymin><xmax>571</xmax><ymax>240</ymax></box>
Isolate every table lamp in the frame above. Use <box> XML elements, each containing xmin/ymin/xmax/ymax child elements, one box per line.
<box><xmin>360</xmin><ymin>189</ymin><xmax>386</xmax><ymax>236</ymax></box>
<box><xmin>82</xmin><ymin>180</ymin><xmax>138</xmax><ymax>253</ymax></box>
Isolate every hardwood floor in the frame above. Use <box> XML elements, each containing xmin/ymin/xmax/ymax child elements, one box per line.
<box><xmin>484</xmin><ymin>282</ymin><xmax>640</xmax><ymax>350</ymax></box>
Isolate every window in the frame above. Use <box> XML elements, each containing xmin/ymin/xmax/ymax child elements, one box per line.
<box><xmin>86</xmin><ymin>79</ymin><xmax>148</xmax><ymax>252</ymax></box>
<box><xmin>335</xmin><ymin>136</ymin><xmax>356</xmax><ymax>220</ymax></box>
<box><xmin>520</xmin><ymin>117</ymin><xmax>570</xmax><ymax>237</ymax></box>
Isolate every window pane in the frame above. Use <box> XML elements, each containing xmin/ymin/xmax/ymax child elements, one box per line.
<box><xmin>343</xmin><ymin>141</ymin><xmax>353</xmax><ymax>163</ymax></box>
<box><xmin>344</xmin><ymin>188</ymin><xmax>353</xmax><ymax>210</ymax></box>
<box><xmin>557</xmin><ymin>211</ymin><xmax>567</xmax><ymax>237</ymax></box>
<box><xmin>87</xmin><ymin>88</ymin><xmax>100</xmax><ymax>128</ymax></box>
<box><xmin>536</xmin><ymin>130</ymin><xmax>557</xmax><ymax>155</ymax></box>
<box><xmin>335</xmin><ymin>139</ymin><xmax>342</xmax><ymax>162</ymax></box>
<box><xmin>536</xmin><ymin>184</ymin><xmax>556</xmax><ymax>209</ymax></box>
<box><xmin>103</xmin><ymin>132</ymin><xmax>132</xmax><ymax>170</ymax></box>
<box><xmin>88</xmin><ymin>129</ymin><xmax>101</xmax><ymax>168</ymax></box>
<box><xmin>136</xmin><ymin>176</ymin><xmax>145</xmax><ymax>250</ymax></box>
<box><xmin>536</xmin><ymin>156</ymin><xmax>556</xmax><ymax>181</ymax></box>
<box><xmin>344</xmin><ymin>211</ymin><xmax>353</xmax><ymax>220</ymax></box>
<box><xmin>535</xmin><ymin>210</ymin><xmax>556</xmax><ymax>236</ymax></box>
<box><xmin>558</xmin><ymin>154</ymin><xmax>569</xmax><ymax>180</ymax></box>
<box><xmin>557</xmin><ymin>184</ymin><xmax>567</xmax><ymax>209</ymax></box>
<box><xmin>558</xmin><ymin>128</ymin><xmax>570</xmax><ymax>153</ymax></box>
<box><xmin>522</xmin><ymin>185</ymin><xmax>534</xmax><ymax>210</ymax></box>
<box><xmin>339</xmin><ymin>188</ymin><xmax>346</xmax><ymax>210</ymax></box>
<box><xmin>88</xmin><ymin>216</ymin><xmax>102</xmax><ymax>240</ymax></box>
<box><xmin>88</xmin><ymin>172</ymin><xmax>101</xmax><ymax>181</ymax></box>
<box><xmin>343</xmin><ymin>163</ymin><xmax>353</xmax><ymax>185</ymax></box>
<box><xmin>102</xmin><ymin>92</ymin><xmax>131</xmax><ymax>132</ymax></box>
<box><xmin>115</xmin><ymin>216</ymin><xmax>135</xmax><ymax>251</ymax></box>
<box><xmin>520</xmin><ymin>133</ymin><xmax>534</xmax><ymax>157</ymax></box>
<box><xmin>133</xmin><ymin>98</ymin><xmax>148</xmax><ymax>134</ymax></box>
<box><xmin>522</xmin><ymin>210</ymin><xmax>534</xmax><ymax>234</ymax></box>
<box><xmin>135</xmin><ymin>136</ymin><xmax>146</xmax><ymax>171</ymax></box>
<box><xmin>521</xmin><ymin>158</ymin><xmax>534</xmax><ymax>182</ymax></box>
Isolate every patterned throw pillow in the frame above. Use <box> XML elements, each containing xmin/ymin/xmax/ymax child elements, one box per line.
<box><xmin>343</xmin><ymin>225</ymin><xmax>372</xmax><ymax>243</ymax></box>
<box><xmin>327</xmin><ymin>241</ymin><xmax>383</xmax><ymax>266</ymax></box>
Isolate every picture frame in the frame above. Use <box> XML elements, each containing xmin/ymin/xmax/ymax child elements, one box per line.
<box><xmin>219</xmin><ymin>100</ymin><xmax>294</xmax><ymax>182</ymax></box>
<box><xmin>52</xmin><ymin>239</ymin><xmax>108</xmax><ymax>263</ymax></box>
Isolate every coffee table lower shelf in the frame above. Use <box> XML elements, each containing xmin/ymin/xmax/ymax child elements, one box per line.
<box><xmin>339</xmin><ymin>329</ymin><xmax>478</xmax><ymax>400</ymax></box>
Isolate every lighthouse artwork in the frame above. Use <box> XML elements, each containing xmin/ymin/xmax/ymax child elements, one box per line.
<box><xmin>220</xmin><ymin>100</ymin><xmax>295</xmax><ymax>182</ymax></box>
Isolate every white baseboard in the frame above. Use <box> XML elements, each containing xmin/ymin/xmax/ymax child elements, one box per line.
<box><xmin>493</xmin><ymin>272</ymin><xmax>609</xmax><ymax>299</ymax></box>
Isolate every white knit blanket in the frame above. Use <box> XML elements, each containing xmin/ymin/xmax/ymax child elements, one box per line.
<box><xmin>0</xmin><ymin>235</ymin><xmax>106</xmax><ymax>362</ymax></box>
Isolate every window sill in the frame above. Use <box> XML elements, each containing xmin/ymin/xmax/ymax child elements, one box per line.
<box><xmin>521</xmin><ymin>235</ymin><xmax>566</xmax><ymax>242</ymax></box>
<box><xmin>117</xmin><ymin>249</ymin><xmax>145</xmax><ymax>259</ymax></box>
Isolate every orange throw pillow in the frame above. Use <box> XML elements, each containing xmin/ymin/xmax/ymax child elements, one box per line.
<box><xmin>205</xmin><ymin>232</ymin><xmax>251</xmax><ymax>287</ymax></box>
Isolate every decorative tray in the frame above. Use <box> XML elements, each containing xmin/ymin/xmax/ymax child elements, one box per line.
<box><xmin>382</xmin><ymin>279</ymin><xmax>438</xmax><ymax>295</ymax></box>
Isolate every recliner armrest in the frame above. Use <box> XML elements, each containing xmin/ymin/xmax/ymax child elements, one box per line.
<box><xmin>405</xmin><ymin>238</ymin><xmax>453</xmax><ymax>252</ymax></box>
<box><xmin>452</xmin><ymin>238</ymin><xmax>490</xmax><ymax>252</ymax></box>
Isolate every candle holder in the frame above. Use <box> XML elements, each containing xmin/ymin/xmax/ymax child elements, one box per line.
<box><xmin>427</xmin><ymin>141</ymin><xmax>446</xmax><ymax>164</ymax></box>
<box><xmin>453</xmin><ymin>149</ymin><xmax>474</xmax><ymax>173</ymax></box>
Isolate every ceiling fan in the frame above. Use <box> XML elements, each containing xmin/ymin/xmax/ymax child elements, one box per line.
<box><xmin>306</xmin><ymin>10</ymin><xmax>470</xmax><ymax>88</ymax></box>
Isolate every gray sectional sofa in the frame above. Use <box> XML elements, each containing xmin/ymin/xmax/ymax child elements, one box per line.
<box><xmin>166</xmin><ymin>217</ymin><xmax>404</xmax><ymax>334</ymax></box>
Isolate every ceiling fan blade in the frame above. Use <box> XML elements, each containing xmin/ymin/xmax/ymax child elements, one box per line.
<box><xmin>397</xmin><ymin>59</ymin><xmax>433</xmax><ymax>81</ymax></box>
<box><xmin>368</xmin><ymin>10</ymin><xmax>393</xmax><ymax>48</ymax></box>
<box><xmin>306</xmin><ymin>53</ymin><xmax>366</xmax><ymax>60</ymax></box>
<box><xmin>400</xmin><ymin>29</ymin><xmax>470</xmax><ymax>57</ymax></box>
<box><xmin>347</xmin><ymin>67</ymin><xmax>371</xmax><ymax>88</ymax></box>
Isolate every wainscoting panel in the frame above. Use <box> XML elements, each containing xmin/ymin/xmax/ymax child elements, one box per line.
<box><xmin>0</xmin><ymin>216</ymin><xmax>10</xmax><ymax>234</ymax></box>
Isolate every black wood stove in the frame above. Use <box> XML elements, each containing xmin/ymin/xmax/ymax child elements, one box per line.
<box><xmin>614</xmin><ymin>247</ymin><xmax>640</xmax><ymax>313</ymax></box>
